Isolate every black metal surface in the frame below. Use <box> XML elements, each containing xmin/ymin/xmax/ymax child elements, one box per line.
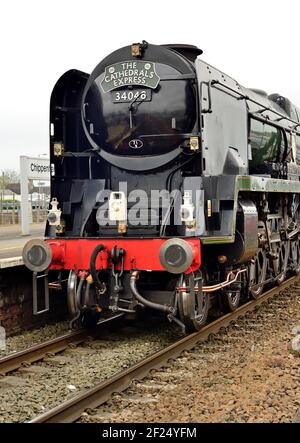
<box><xmin>162</xmin><ymin>44</ymin><xmax>203</xmax><ymax>61</ymax></box>
<box><xmin>82</xmin><ymin>43</ymin><xmax>198</xmax><ymax>162</ymax></box>
<box><xmin>44</xmin><ymin>41</ymin><xmax>300</xmax><ymax>325</ymax></box>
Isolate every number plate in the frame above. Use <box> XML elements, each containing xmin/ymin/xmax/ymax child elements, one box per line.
<box><xmin>112</xmin><ymin>89</ymin><xmax>152</xmax><ymax>103</ymax></box>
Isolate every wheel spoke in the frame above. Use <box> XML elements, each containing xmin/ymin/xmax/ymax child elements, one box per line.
<box><xmin>177</xmin><ymin>271</ymin><xmax>209</xmax><ymax>332</ymax></box>
<box><xmin>249</xmin><ymin>248</ymin><xmax>268</xmax><ymax>299</ymax></box>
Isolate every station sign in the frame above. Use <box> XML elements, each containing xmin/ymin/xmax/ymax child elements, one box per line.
<box><xmin>21</xmin><ymin>156</ymin><xmax>51</xmax><ymax>180</ymax></box>
<box><xmin>20</xmin><ymin>156</ymin><xmax>50</xmax><ymax>235</ymax></box>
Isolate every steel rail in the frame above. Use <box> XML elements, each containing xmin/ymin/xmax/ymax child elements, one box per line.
<box><xmin>29</xmin><ymin>275</ymin><xmax>300</xmax><ymax>423</ymax></box>
<box><xmin>0</xmin><ymin>314</ymin><xmax>123</xmax><ymax>375</ymax></box>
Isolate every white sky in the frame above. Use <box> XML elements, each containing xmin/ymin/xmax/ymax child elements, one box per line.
<box><xmin>1</xmin><ymin>0</ymin><xmax>300</xmax><ymax>171</ymax></box>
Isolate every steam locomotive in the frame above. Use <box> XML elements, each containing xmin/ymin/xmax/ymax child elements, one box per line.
<box><xmin>23</xmin><ymin>41</ymin><xmax>300</xmax><ymax>331</ymax></box>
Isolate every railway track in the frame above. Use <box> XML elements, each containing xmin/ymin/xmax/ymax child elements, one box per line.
<box><xmin>28</xmin><ymin>275</ymin><xmax>300</xmax><ymax>423</ymax></box>
<box><xmin>0</xmin><ymin>315</ymin><xmax>123</xmax><ymax>375</ymax></box>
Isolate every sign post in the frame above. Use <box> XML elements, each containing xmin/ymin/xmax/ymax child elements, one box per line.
<box><xmin>19</xmin><ymin>156</ymin><xmax>50</xmax><ymax>235</ymax></box>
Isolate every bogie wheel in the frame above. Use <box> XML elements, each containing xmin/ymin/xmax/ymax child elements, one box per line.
<box><xmin>267</xmin><ymin>217</ymin><xmax>289</xmax><ymax>286</ymax></box>
<box><xmin>275</xmin><ymin>241</ymin><xmax>289</xmax><ymax>285</ymax></box>
<box><xmin>249</xmin><ymin>249</ymin><xmax>268</xmax><ymax>299</ymax></box>
<box><xmin>220</xmin><ymin>283</ymin><xmax>241</xmax><ymax>313</ymax></box>
<box><xmin>177</xmin><ymin>271</ymin><xmax>209</xmax><ymax>332</ymax></box>
<box><xmin>67</xmin><ymin>270</ymin><xmax>79</xmax><ymax>318</ymax></box>
<box><xmin>290</xmin><ymin>239</ymin><xmax>300</xmax><ymax>275</ymax></box>
<box><xmin>67</xmin><ymin>270</ymin><xmax>102</xmax><ymax>329</ymax></box>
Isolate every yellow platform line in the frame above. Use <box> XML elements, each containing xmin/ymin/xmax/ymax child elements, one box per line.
<box><xmin>0</xmin><ymin>245</ymin><xmax>24</xmax><ymax>251</ymax></box>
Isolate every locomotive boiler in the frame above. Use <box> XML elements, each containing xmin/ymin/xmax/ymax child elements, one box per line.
<box><xmin>23</xmin><ymin>41</ymin><xmax>300</xmax><ymax>331</ymax></box>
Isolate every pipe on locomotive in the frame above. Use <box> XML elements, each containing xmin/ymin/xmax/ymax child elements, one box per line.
<box><xmin>89</xmin><ymin>243</ymin><xmax>107</xmax><ymax>294</ymax></box>
<box><xmin>130</xmin><ymin>269</ymin><xmax>247</xmax><ymax>315</ymax></box>
<box><xmin>176</xmin><ymin>268</ymin><xmax>247</xmax><ymax>293</ymax></box>
<box><xmin>130</xmin><ymin>270</ymin><xmax>175</xmax><ymax>314</ymax></box>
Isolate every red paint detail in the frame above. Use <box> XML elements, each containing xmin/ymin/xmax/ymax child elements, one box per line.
<box><xmin>78</xmin><ymin>270</ymin><xmax>89</xmax><ymax>280</ymax></box>
<box><xmin>48</xmin><ymin>240</ymin><xmax>65</xmax><ymax>264</ymax></box>
<box><xmin>45</xmin><ymin>238</ymin><xmax>201</xmax><ymax>273</ymax></box>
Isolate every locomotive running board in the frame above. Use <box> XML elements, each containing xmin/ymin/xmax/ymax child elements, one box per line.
<box><xmin>32</xmin><ymin>271</ymin><xmax>50</xmax><ymax>315</ymax></box>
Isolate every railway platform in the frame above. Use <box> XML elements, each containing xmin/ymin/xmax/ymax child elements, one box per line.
<box><xmin>0</xmin><ymin>223</ymin><xmax>45</xmax><ymax>269</ymax></box>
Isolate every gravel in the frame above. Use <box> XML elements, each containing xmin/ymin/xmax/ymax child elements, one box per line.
<box><xmin>0</xmin><ymin>319</ymin><xmax>182</xmax><ymax>422</ymax></box>
<box><xmin>0</xmin><ymin>321</ymin><xmax>70</xmax><ymax>357</ymax></box>
<box><xmin>78</xmin><ymin>284</ymin><xmax>300</xmax><ymax>423</ymax></box>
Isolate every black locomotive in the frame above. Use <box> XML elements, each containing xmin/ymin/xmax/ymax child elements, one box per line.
<box><xmin>23</xmin><ymin>41</ymin><xmax>300</xmax><ymax>331</ymax></box>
